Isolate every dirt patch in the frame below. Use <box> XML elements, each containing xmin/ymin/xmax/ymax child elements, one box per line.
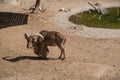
<box><xmin>0</xmin><ymin>0</ymin><xmax>120</xmax><ymax>80</ymax></box>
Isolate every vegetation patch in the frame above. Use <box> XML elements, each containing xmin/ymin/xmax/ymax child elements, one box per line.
<box><xmin>69</xmin><ymin>7</ymin><xmax>120</xmax><ymax>29</ymax></box>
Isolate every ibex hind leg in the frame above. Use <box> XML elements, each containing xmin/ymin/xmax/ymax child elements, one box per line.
<box><xmin>61</xmin><ymin>39</ymin><xmax>66</xmax><ymax>60</ymax></box>
<box><xmin>58</xmin><ymin>45</ymin><xmax>65</xmax><ymax>60</ymax></box>
<box><xmin>61</xmin><ymin>48</ymin><xmax>65</xmax><ymax>60</ymax></box>
<box><xmin>57</xmin><ymin>45</ymin><xmax>63</xmax><ymax>59</ymax></box>
<box><xmin>58</xmin><ymin>51</ymin><xmax>62</xmax><ymax>59</ymax></box>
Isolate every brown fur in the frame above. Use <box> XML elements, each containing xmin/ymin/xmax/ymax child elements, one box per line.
<box><xmin>40</xmin><ymin>30</ymin><xmax>66</xmax><ymax>60</ymax></box>
<box><xmin>24</xmin><ymin>33</ymin><xmax>49</xmax><ymax>59</ymax></box>
<box><xmin>33</xmin><ymin>40</ymin><xmax>48</xmax><ymax>59</ymax></box>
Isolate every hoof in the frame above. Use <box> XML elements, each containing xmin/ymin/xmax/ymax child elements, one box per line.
<box><xmin>61</xmin><ymin>58</ymin><xmax>65</xmax><ymax>60</ymax></box>
<box><xmin>42</xmin><ymin>56</ymin><xmax>48</xmax><ymax>60</ymax></box>
<box><xmin>38</xmin><ymin>56</ymin><xmax>47</xmax><ymax>60</ymax></box>
<box><xmin>58</xmin><ymin>57</ymin><xmax>61</xmax><ymax>59</ymax></box>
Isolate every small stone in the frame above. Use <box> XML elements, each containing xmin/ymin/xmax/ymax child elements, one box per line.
<box><xmin>112</xmin><ymin>65</ymin><xmax>116</xmax><ymax>67</ymax></box>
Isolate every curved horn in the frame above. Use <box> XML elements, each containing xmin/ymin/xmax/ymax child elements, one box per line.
<box><xmin>38</xmin><ymin>33</ymin><xmax>44</xmax><ymax>40</ymax></box>
<box><xmin>32</xmin><ymin>33</ymin><xmax>44</xmax><ymax>40</ymax></box>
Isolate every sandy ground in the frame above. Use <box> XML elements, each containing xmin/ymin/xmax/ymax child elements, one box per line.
<box><xmin>0</xmin><ymin>0</ymin><xmax>120</xmax><ymax>80</ymax></box>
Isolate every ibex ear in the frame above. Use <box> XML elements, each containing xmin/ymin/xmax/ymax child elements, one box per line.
<box><xmin>24</xmin><ymin>33</ymin><xmax>30</xmax><ymax>41</ymax></box>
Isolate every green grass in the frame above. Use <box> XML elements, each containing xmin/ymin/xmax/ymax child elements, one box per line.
<box><xmin>69</xmin><ymin>7</ymin><xmax>120</xmax><ymax>29</ymax></box>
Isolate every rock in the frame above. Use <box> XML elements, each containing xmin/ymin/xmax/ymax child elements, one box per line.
<box><xmin>0</xmin><ymin>0</ymin><xmax>21</xmax><ymax>5</ymax></box>
<box><xmin>118</xmin><ymin>18</ymin><xmax>120</xmax><ymax>21</ymax></box>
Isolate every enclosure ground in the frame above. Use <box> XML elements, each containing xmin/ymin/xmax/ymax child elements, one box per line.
<box><xmin>0</xmin><ymin>0</ymin><xmax>120</xmax><ymax>80</ymax></box>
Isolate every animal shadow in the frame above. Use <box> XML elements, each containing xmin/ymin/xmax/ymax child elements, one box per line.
<box><xmin>2</xmin><ymin>56</ymin><xmax>58</xmax><ymax>62</ymax></box>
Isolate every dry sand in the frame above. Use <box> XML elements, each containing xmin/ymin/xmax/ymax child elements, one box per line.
<box><xmin>0</xmin><ymin>0</ymin><xmax>120</xmax><ymax>80</ymax></box>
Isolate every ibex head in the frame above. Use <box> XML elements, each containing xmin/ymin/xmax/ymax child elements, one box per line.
<box><xmin>24</xmin><ymin>33</ymin><xmax>44</xmax><ymax>49</ymax></box>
